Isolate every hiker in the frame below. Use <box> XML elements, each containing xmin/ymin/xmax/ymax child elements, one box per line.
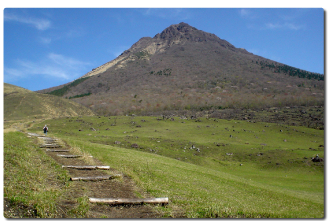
<box><xmin>43</xmin><ymin>125</ymin><xmax>48</xmax><ymax>135</ymax></box>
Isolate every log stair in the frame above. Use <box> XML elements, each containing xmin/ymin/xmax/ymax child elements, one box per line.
<box><xmin>62</xmin><ymin>165</ymin><xmax>110</xmax><ymax>170</ymax></box>
<box><xmin>89</xmin><ymin>197</ymin><xmax>169</xmax><ymax>205</ymax></box>
<box><xmin>27</xmin><ymin>132</ymin><xmax>169</xmax><ymax>212</ymax></box>
<box><xmin>46</xmin><ymin>149</ymin><xmax>70</xmax><ymax>152</ymax></box>
<box><xmin>57</xmin><ymin>154</ymin><xmax>83</xmax><ymax>158</ymax></box>
<box><xmin>70</xmin><ymin>174</ymin><xmax>122</xmax><ymax>181</ymax></box>
<box><xmin>40</xmin><ymin>144</ymin><xmax>62</xmax><ymax>148</ymax></box>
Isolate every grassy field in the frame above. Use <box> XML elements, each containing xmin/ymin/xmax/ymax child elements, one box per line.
<box><xmin>26</xmin><ymin>115</ymin><xmax>324</xmax><ymax>218</ymax></box>
<box><xmin>3</xmin><ymin>132</ymin><xmax>70</xmax><ymax>218</ymax></box>
<box><xmin>3</xmin><ymin>132</ymin><xmax>98</xmax><ymax>218</ymax></box>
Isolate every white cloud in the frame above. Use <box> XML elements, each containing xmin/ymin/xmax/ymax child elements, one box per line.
<box><xmin>39</xmin><ymin>37</ymin><xmax>52</xmax><ymax>44</ymax></box>
<box><xmin>48</xmin><ymin>53</ymin><xmax>90</xmax><ymax>70</ymax></box>
<box><xmin>239</xmin><ymin>9</ymin><xmax>257</xmax><ymax>19</ymax></box>
<box><xmin>4</xmin><ymin>13</ymin><xmax>51</xmax><ymax>30</ymax></box>
<box><xmin>142</xmin><ymin>8</ymin><xmax>191</xmax><ymax>20</ymax></box>
<box><xmin>241</xmin><ymin>9</ymin><xmax>306</xmax><ymax>31</ymax></box>
<box><xmin>265</xmin><ymin>22</ymin><xmax>281</xmax><ymax>29</ymax></box>
<box><xmin>239</xmin><ymin>9</ymin><xmax>250</xmax><ymax>17</ymax></box>
<box><xmin>265</xmin><ymin>22</ymin><xmax>304</xmax><ymax>31</ymax></box>
<box><xmin>16</xmin><ymin>59</ymin><xmax>71</xmax><ymax>79</ymax></box>
<box><xmin>283</xmin><ymin>22</ymin><xmax>304</xmax><ymax>31</ymax></box>
<box><xmin>4</xmin><ymin>53</ymin><xmax>92</xmax><ymax>82</ymax></box>
<box><xmin>3</xmin><ymin>67</ymin><xmax>25</xmax><ymax>82</ymax></box>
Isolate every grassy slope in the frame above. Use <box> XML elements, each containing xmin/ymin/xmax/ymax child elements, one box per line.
<box><xmin>3</xmin><ymin>132</ymin><xmax>70</xmax><ymax>218</ymax></box>
<box><xmin>4</xmin><ymin>83</ymin><xmax>94</xmax><ymax>123</ymax></box>
<box><xmin>28</xmin><ymin>116</ymin><xmax>324</xmax><ymax>218</ymax></box>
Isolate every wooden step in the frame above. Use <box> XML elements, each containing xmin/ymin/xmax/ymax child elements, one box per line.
<box><xmin>40</xmin><ymin>142</ymin><xmax>59</xmax><ymax>145</ymax></box>
<box><xmin>40</xmin><ymin>144</ymin><xmax>61</xmax><ymax>148</ymax></box>
<box><xmin>44</xmin><ymin>142</ymin><xmax>59</xmax><ymax>145</ymax></box>
<box><xmin>43</xmin><ymin>140</ymin><xmax>59</xmax><ymax>144</ymax></box>
<box><xmin>89</xmin><ymin>197</ymin><xmax>169</xmax><ymax>205</ymax></box>
<box><xmin>57</xmin><ymin>154</ymin><xmax>93</xmax><ymax>158</ymax></box>
<box><xmin>46</xmin><ymin>149</ymin><xmax>70</xmax><ymax>152</ymax></box>
<box><xmin>70</xmin><ymin>174</ymin><xmax>122</xmax><ymax>181</ymax></box>
<box><xmin>62</xmin><ymin>165</ymin><xmax>110</xmax><ymax>170</ymax></box>
<box><xmin>38</xmin><ymin>137</ymin><xmax>58</xmax><ymax>141</ymax></box>
<box><xmin>27</xmin><ymin>133</ymin><xmax>43</xmax><ymax>137</ymax></box>
<box><xmin>57</xmin><ymin>154</ymin><xmax>83</xmax><ymax>158</ymax></box>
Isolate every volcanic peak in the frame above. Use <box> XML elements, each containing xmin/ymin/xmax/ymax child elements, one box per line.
<box><xmin>154</xmin><ymin>22</ymin><xmax>239</xmax><ymax>51</ymax></box>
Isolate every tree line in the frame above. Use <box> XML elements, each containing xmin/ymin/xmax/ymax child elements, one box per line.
<box><xmin>46</xmin><ymin>77</ymin><xmax>90</xmax><ymax>97</ymax></box>
<box><xmin>254</xmin><ymin>60</ymin><xmax>324</xmax><ymax>81</ymax></box>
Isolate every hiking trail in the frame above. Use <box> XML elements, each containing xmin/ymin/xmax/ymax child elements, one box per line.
<box><xmin>27</xmin><ymin>132</ymin><xmax>167</xmax><ymax>218</ymax></box>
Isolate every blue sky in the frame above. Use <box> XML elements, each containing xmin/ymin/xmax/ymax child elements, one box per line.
<box><xmin>3</xmin><ymin>7</ymin><xmax>325</xmax><ymax>91</ymax></box>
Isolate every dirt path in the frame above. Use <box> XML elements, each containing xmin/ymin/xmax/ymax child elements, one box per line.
<box><xmin>30</xmin><ymin>133</ymin><xmax>163</xmax><ymax>218</ymax></box>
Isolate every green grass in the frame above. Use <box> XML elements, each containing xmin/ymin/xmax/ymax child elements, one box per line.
<box><xmin>4</xmin><ymin>83</ymin><xmax>94</xmax><ymax>122</ymax></box>
<box><xmin>3</xmin><ymin>132</ymin><xmax>70</xmax><ymax>218</ymax></box>
<box><xmin>28</xmin><ymin>116</ymin><xmax>324</xmax><ymax>218</ymax></box>
<box><xmin>68</xmin><ymin>196</ymin><xmax>90</xmax><ymax>218</ymax></box>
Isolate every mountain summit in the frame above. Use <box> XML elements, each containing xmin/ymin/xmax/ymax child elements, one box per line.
<box><xmin>156</xmin><ymin>22</ymin><xmax>223</xmax><ymax>43</ymax></box>
<box><xmin>40</xmin><ymin>22</ymin><xmax>324</xmax><ymax>116</ymax></box>
<box><xmin>154</xmin><ymin>22</ymin><xmax>238</xmax><ymax>51</ymax></box>
<box><xmin>77</xmin><ymin>22</ymin><xmax>248</xmax><ymax>79</ymax></box>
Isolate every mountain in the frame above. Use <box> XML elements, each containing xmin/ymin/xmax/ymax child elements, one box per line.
<box><xmin>39</xmin><ymin>22</ymin><xmax>324</xmax><ymax>116</ymax></box>
<box><xmin>4</xmin><ymin>83</ymin><xmax>95</xmax><ymax>121</ymax></box>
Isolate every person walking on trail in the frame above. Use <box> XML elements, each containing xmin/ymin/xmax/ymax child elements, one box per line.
<box><xmin>43</xmin><ymin>125</ymin><xmax>48</xmax><ymax>135</ymax></box>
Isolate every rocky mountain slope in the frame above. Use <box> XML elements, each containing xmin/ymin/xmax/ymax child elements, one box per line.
<box><xmin>39</xmin><ymin>22</ymin><xmax>324</xmax><ymax>116</ymax></box>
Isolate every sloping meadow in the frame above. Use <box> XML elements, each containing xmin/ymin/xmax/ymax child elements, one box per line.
<box><xmin>29</xmin><ymin>115</ymin><xmax>324</xmax><ymax>218</ymax></box>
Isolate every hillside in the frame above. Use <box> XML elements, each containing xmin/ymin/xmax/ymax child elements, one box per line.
<box><xmin>4</xmin><ymin>83</ymin><xmax>95</xmax><ymax>122</ymax></box>
<box><xmin>27</xmin><ymin>115</ymin><xmax>324</xmax><ymax>218</ymax></box>
<box><xmin>38</xmin><ymin>22</ymin><xmax>324</xmax><ymax>116</ymax></box>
